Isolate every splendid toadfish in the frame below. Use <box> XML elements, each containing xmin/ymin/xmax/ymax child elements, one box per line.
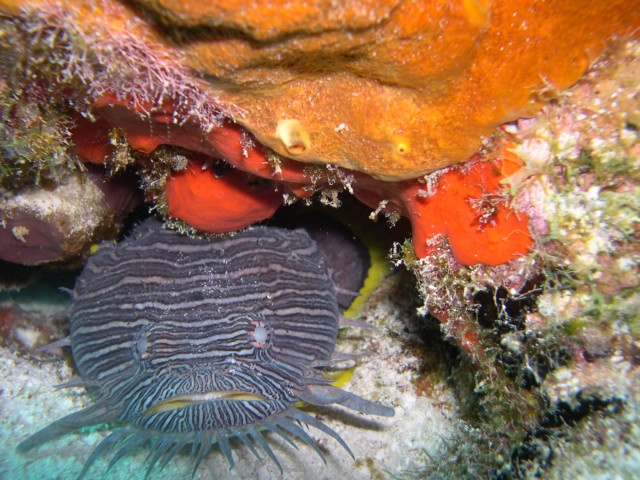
<box><xmin>18</xmin><ymin>217</ymin><xmax>394</xmax><ymax>477</ymax></box>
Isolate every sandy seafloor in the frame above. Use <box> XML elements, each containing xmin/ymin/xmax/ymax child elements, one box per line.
<box><xmin>0</xmin><ymin>271</ymin><xmax>458</xmax><ymax>480</ymax></box>
<box><xmin>3</xmin><ymin>268</ymin><xmax>640</xmax><ymax>480</ymax></box>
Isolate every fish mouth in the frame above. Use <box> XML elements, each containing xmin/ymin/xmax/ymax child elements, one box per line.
<box><xmin>143</xmin><ymin>389</ymin><xmax>270</xmax><ymax>416</ymax></box>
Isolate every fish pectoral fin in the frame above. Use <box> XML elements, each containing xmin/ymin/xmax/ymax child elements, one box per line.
<box><xmin>143</xmin><ymin>390</ymin><xmax>268</xmax><ymax>415</ymax></box>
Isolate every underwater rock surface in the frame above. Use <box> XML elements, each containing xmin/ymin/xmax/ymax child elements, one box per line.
<box><xmin>1</xmin><ymin>0</ymin><xmax>635</xmax><ymax>179</ymax></box>
<box><xmin>1</xmin><ymin>0</ymin><xmax>638</xmax><ymax>266</ymax></box>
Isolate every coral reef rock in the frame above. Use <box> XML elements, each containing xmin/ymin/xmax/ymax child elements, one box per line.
<box><xmin>0</xmin><ymin>171</ymin><xmax>137</xmax><ymax>265</ymax></box>
<box><xmin>2</xmin><ymin>0</ymin><xmax>639</xmax><ymax>180</ymax></box>
<box><xmin>139</xmin><ymin>0</ymin><xmax>640</xmax><ymax>179</ymax></box>
<box><xmin>1</xmin><ymin>0</ymin><xmax>638</xmax><ymax>264</ymax></box>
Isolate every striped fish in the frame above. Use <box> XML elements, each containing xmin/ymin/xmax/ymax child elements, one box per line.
<box><xmin>18</xmin><ymin>218</ymin><xmax>394</xmax><ymax>478</ymax></box>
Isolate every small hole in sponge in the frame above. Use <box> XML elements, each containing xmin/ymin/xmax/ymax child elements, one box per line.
<box><xmin>276</xmin><ymin>119</ymin><xmax>311</xmax><ymax>155</ymax></box>
<box><xmin>393</xmin><ymin>136</ymin><xmax>411</xmax><ymax>156</ymax></box>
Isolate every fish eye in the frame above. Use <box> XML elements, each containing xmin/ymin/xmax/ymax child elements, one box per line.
<box><xmin>246</xmin><ymin>317</ymin><xmax>272</xmax><ymax>349</ymax></box>
<box><xmin>136</xmin><ymin>334</ymin><xmax>149</xmax><ymax>357</ymax></box>
<box><xmin>132</xmin><ymin>323</ymin><xmax>153</xmax><ymax>361</ymax></box>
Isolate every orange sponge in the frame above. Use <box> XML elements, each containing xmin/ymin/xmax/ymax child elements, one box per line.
<box><xmin>354</xmin><ymin>140</ymin><xmax>532</xmax><ymax>265</ymax></box>
<box><xmin>165</xmin><ymin>160</ymin><xmax>282</xmax><ymax>233</ymax></box>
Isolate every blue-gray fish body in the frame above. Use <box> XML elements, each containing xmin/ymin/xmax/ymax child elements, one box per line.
<box><xmin>18</xmin><ymin>218</ymin><xmax>393</xmax><ymax>477</ymax></box>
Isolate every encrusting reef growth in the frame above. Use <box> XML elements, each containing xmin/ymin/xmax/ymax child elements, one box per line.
<box><xmin>399</xmin><ymin>39</ymin><xmax>640</xmax><ymax>478</ymax></box>
<box><xmin>0</xmin><ymin>0</ymin><xmax>639</xmax><ymax>478</ymax></box>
